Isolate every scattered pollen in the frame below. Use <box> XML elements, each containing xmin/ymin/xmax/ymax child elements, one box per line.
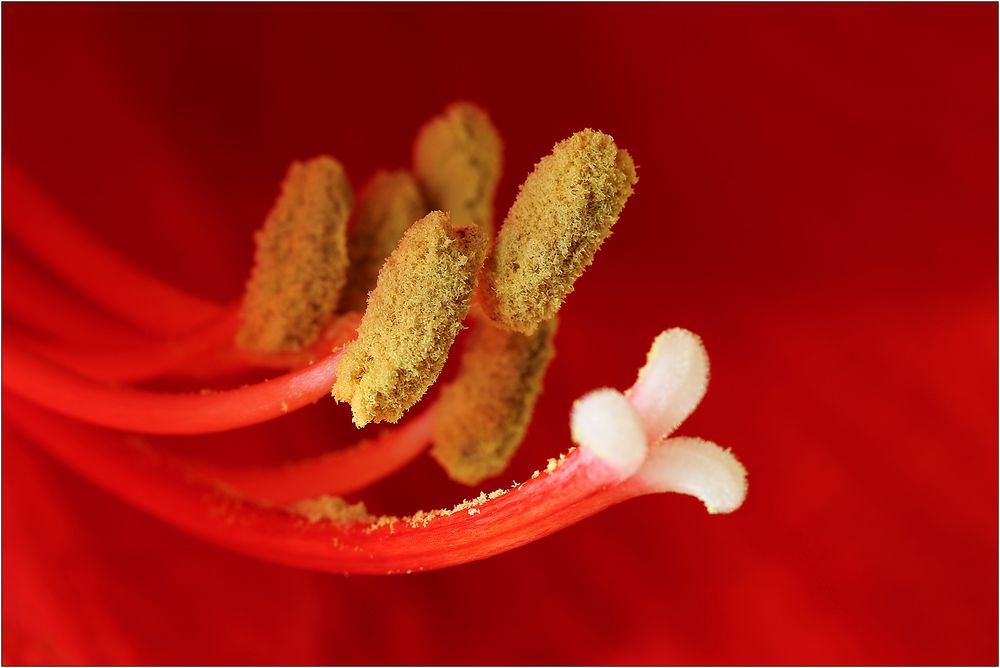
<box><xmin>340</xmin><ymin>170</ymin><xmax>428</xmax><ymax>313</ymax></box>
<box><xmin>413</xmin><ymin>102</ymin><xmax>503</xmax><ymax>237</ymax></box>
<box><xmin>332</xmin><ymin>211</ymin><xmax>488</xmax><ymax>427</ymax></box>
<box><xmin>290</xmin><ymin>495</ymin><xmax>372</xmax><ymax>525</ymax></box>
<box><xmin>481</xmin><ymin>129</ymin><xmax>637</xmax><ymax>334</ymax></box>
<box><xmin>237</xmin><ymin>156</ymin><xmax>353</xmax><ymax>352</ymax></box>
<box><xmin>364</xmin><ymin>486</ymin><xmax>510</xmax><ymax>532</ymax></box>
<box><xmin>431</xmin><ymin>316</ymin><xmax>558</xmax><ymax>485</ymax></box>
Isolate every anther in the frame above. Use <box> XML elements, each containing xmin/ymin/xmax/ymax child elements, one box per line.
<box><xmin>413</xmin><ymin>102</ymin><xmax>503</xmax><ymax>237</ymax></box>
<box><xmin>332</xmin><ymin>211</ymin><xmax>487</xmax><ymax>427</ymax></box>
<box><xmin>481</xmin><ymin>129</ymin><xmax>637</xmax><ymax>334</ymax></box>
<box><xmin>237</xmin><ymin>156</ymin><xmax>352</xmax><ymax>353</ymax></box>
<box><xmin>340</xmin><ymin>170</ymin><xmax>427</xmax><ymax>313</ymax></box>
<box><xmin>431</xmin><ymin>316</ymin><xmax>558</xmax><ymax>485</ymax></box>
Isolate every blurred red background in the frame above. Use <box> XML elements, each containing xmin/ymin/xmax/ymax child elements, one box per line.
<box><xmin>3</xmin><ymin>3</ymin><xmax>997</xmax><ymax>664</ymax></box>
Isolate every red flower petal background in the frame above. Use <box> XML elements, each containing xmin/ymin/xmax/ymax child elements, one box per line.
<box><xmin>3</xmin><ymin>4</ymin><xmax>997</xmax><ymax>665</ymax></box>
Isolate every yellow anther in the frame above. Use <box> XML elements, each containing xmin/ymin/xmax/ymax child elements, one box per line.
<box><xmin>432</xmin><ymin>316</ymin><xmax>558</xmax><ymax>485</ymax></box>
<box><xmin>332</xmin><ymin>211</ymin><xmax>487</xmax><ymax>427</ymax></box>
<box><xmin>481</xmin><ymin>129</ymin><xmax>637</xmax><ymax>334</ymax></box>
<box><xmin>413</xmin><ymin>102</ymin><xmax>503</xmax><ymax>237</ymax></box>
<box><xmin>237</xmin><ymin>156</ymin><xmax>352</xmax><ymax>352</ymax></box>
<box><xmin>340</xmin><ymin>170</ymin><xmax>427</xmax><ymax>313</ymax></box>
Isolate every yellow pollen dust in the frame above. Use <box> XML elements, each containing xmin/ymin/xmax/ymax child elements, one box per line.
<box><xmin>291</xmin><ymin>495</ymin><xmax>372</xmax><ymax>525</ymax></box>
<box><xmin>285</xmin><ymin>453</ymin><xmax>581</xmax><ymax>535</ymax></box>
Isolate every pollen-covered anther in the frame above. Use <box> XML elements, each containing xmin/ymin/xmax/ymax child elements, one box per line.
<box><xmin>431</xmin><ymin>316</ymin><xmax>558</xmax><ymax>485</ymax></box>
<box><xmin>570</xmin><ymin>387</ymin><xmax>648</xmax><ymax>478</ymax></box>
<box><xmin>332</xmin><ymin>211</ymin><xmax>488</xmax><ymax>428</ymax></box>
<box><xmin>482</xmin><ymin>128</ymin><xmax>638</xmax><ymax>334</ymax></box>
<box><xmin>413</xmin><ymin>102</ymin><xmax>503</xmax><ymax>237</ymax></box>
<box><xmin>237</xmin><ymin>156</ymin><xmax>353</xmax><ymax>353</ymax></box>
<box><xmin>339</xmin><ymin>170</ymin><xmax>428</xmax><ymax>313</ymax></box>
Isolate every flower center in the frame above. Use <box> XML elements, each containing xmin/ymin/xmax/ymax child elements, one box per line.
<box><xmin>4</xmin><ymin>101</ymin><xmax>748</xmax><ymax>574</ymax></box>
<box><xmin>238</xmin><ymin>104</ymin><xmax>639</xmax><ymax>486</ymax></box>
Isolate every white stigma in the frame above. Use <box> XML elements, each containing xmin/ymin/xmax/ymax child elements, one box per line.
<box><xmin>626</xmin><ymin>328</ymin><xmax>709</xmax><ymax>442</ymax></box>
<box><xmin>570</xmin><ymin>388</ymin><xmax>648</xmax><ymax>478</ymax></box>
<box><xmin>638</xmin><ymin>437</ymin><xmax>748</xmax><ymax>514</ymax></box>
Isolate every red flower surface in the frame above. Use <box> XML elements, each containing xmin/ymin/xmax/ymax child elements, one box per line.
<box><xmin>2</xmin><ymin>4</ymin><xmax>996</xmax><ymax>665</ymax></box>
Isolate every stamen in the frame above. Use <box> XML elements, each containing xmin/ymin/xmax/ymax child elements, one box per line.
<box><xmin>237</xmin><ymin>156</ymin><xmax>353</xmax><ymax>353</ymax></box>
<box><xmin>431</xmin><ymin>316</ymin><xmax>557</xmax><ymax>485</ymax></box>
<box><xmin>413</xmin><ymin>102</ymin><xmax>503</xmax><ymax>236</ymax></box>
<box><xmin>339</xmin><ymin>170</ymin><xmax>428</xmax><ymax>312</ymax></box>
<box><xmin>196</xmin><ymin>311</ymin><xmax>362</xmax><ymax>378</ymax></box>
<box><xmin>8</xmin><ymin>305</ymin><xmax>241</xmax><ymax>383</ymax></box>
<box><xmin>3</xmin><ymin>339</ymin><xmax>346</xmax><ymax>434</ymax></box>
<box><xmin>332</xmin><ymin>211</ymin><xmax>487</xmax><ymax>427</ymax></box>
<box><xmin>626</xmin><ymin>328</ymin><xmax>710</xmax><ymax>443</ymax></box>
<box><xmin>481</xmin><ymin>129</ymin><xmax>638</xmax><ymax>334</ymax></box>
<box><xmin>195</xmin><ymin>406</ymin><xmax>434</xmax><ymax>503</ymax></box>
<box><xmin>9</xmin><ymin>308</ymin><xmax>360</xmax><ymax>385</ymax></box>
<box><xmin>4</xmin><ymin>253</ymin><xmax>152</xmax><ymax>349</ymax></box>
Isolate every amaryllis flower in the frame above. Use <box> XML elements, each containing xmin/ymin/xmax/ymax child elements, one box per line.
<box><xmin>3</xmin><ymin>4</ymin><xmax>996</xmax><ymax>665</ymax></box>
